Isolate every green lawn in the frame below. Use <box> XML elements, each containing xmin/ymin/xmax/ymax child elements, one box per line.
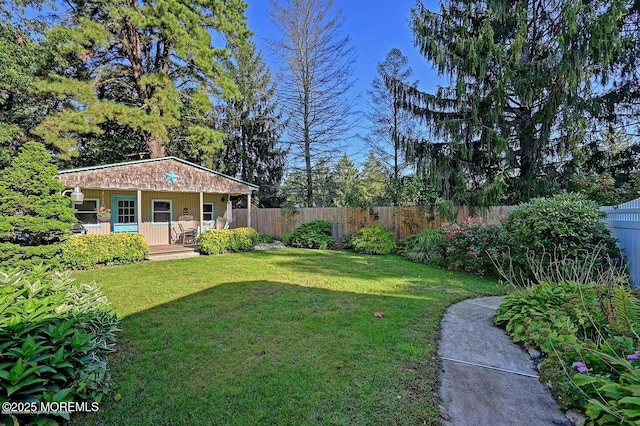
<box><xmin>70</xmin><ymin>249</ymin><xmax>505</xmax><ymax>425</ymax></box>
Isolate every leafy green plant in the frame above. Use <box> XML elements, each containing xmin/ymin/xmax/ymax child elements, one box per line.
<box><xmin>257</xmin><ymin>233</ymin><xmax>275</xmax><ymax>244</ymax></box>
<box><xmin>0</xmin><ymin>268</ymin><xmax>119</xmax><ymax>424</ymax></box>
<box><xmin>496</xmin><ymin>193</ymin><xmax>621</xmax><ymax>283</ymax></box>
<box><xmin>573</xmin><ymin>352</ymin><xmax>640</xmax><ymax>425</ymax></box>
<box><xmin>351</xmin><ymin>224</ymin><xmax>396</xmax><ymax>255</ymax></box>
<box><xmin>401</xmin><ymin>229</ymin><xmax>447</xmax><ymax>266</ymax></box>
<box><xmin>281</xmin><ymin>220</ymin><xmax>333</xmax><ymax>250</ymax></box>
<box><xmin>198</xmin><ymin>228</ymin><xmax>259</xmax><ymax>255</ymax></box>
<box><xmin>495</xmin><ymin>280</ymin><xmax>640</xmax><ymax>411</ymax></box>
<box><xmin>61</xmin><ymin>233</ymin><xmax>150</xmax><ymax>270</ymax></box>
<box><xmin>332</xmin><ymin>234</ymin><xmax>354</xmax><ymax>251</ymax></box>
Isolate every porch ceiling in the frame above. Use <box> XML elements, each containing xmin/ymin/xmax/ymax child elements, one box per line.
<box><xmin>58</xmin><ymin>157</ymin><xmax>257</xmax><ymax>194</ymax></box>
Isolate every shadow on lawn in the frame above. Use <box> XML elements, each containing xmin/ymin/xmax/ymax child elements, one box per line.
<box><xmin>71</xmin><ymin>279</ymin><xmax>472</xmax><ymax>426</ymax></box>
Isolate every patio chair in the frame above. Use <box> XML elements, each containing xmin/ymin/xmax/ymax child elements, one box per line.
<box><xmin>178</xmin><ymin>223</ymin><xmax>197</xmax><ymax>245</ymax></box>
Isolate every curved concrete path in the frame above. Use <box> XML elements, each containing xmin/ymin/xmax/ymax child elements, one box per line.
<box><xmin>438</xmin><ymin>296</ymin><xmax>572</xmax><ymax>425</ymax></box>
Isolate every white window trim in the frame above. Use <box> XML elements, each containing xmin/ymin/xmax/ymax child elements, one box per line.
<box><xmin>151</xmin><ymin>198</ymin><xmax>173</xmax><ymax>224</ymax></box>
<box><xmin>75</xmin><ymin>198</ymin><xmax>101</xmax><ymax>227</ymax></box>
<box><xmin>203</xmin><ymin>202</ymin><xmax>215</xmax><ymax>223</ymax></box>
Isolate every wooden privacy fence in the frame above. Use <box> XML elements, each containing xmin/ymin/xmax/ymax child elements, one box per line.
<box><xmin>234</xmin><ymin>206</ymin><xmax>514</xmax><ymax>240</ymax></box>
<box><xmin>602</xmin><ymin>197</ymin><xmax>640</xmax><ymax>288</ymax></box>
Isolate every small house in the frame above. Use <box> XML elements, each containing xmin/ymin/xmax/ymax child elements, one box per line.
<box><xmin>58</xmin><ymin>157</ymin><xmax>257</xmax><ymax>245</ymax></box>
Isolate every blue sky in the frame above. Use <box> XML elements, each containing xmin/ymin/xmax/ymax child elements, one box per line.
<box><xmin>245</xmin><ymin>0</ymin><xmax>443</xmax><ymax>164</ymax></box>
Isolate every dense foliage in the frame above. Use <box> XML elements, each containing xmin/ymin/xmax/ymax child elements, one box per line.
<box><xmin>0</xmin><ymin>269</ymin><xmax>119</xmax><ymax>424</ymax></box>
<box><xmin>0</xmin><ymin>142</ymin><xmax>77</xmax><ymax>271</ymax></box>
<box><xmin>497</xmin><ymin>193</ymin><xmax>620</xmax><ymax>283</ymax></box>
<box><xmin>399</xmin><ymin>0</ymin><xmax>629</xmax><ymax>206</ymax></box>
<box><xmin>351</xmin><ymin>224</ymin><xmax>396</xmax><ymax>255</ymax></box>
<box><xmin>198</xmin><ymin>228</ymin><xmax>259</xmax><ymax>255</ymax></box>
<box><xmin>208</xmin><ymin>40</ymin><xmax>286</xmax><ymax>207</ymax></box>
<box><xmin>495</xmin><ymin>281</ymin><xmax>640</xmax><ymax>423</ymax></box>
<box><xmin>282</xmin><ymin>220</ymin><xmax>334</xmax><ymax>250</ymax></box>
<box><xmin>31</xmin><ymin>0</ymin><xmax>250</xmax><ymax>160</ymax></box>
<box><xmin>61</xmin><ymin>234</ymin><xmax>149</xmax><ymax>270</ymax></box>
<box><xmin>402</xmin><ymin>218</ymin><xmax>500</xmax><ymax>276</ymax></box>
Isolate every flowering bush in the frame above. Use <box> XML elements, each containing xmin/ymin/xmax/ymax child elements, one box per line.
<box><xmin>440</xmin><ymin>217</ymin><xmax>501</xmax><ymax>276</ymax></box>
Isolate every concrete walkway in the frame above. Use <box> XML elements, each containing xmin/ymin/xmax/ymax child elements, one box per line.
<box><xmin>438</xmin><ymin>296</ymin><xmax>572</xmax><ymax>426</ymax></box>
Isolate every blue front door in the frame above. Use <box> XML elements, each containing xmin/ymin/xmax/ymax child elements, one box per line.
<box><xmin>112</xmin><ymin>195</ymin><xmax>138</xmax><ymax>233</ymax></box>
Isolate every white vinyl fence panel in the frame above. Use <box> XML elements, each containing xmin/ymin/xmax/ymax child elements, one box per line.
<box><xmin>602</xmin><ymin>197</ymin><xmax>640</xmax><ymax>288</ymax></box>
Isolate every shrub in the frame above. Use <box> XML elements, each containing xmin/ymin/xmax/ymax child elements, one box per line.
<box><xmin>282</xmin><ymin>220</ymin><xmax>333</xmax><ymax>250</ymax></box>
<box><xmin>0</xmin><ymin>142</ymin><xmax>77</xmax><ymax>271</ymax></box>
<box><xmin>257</xmin><ymin>233</ymin><xmax>275</xmax><ymax>244</ymax></box>
<box><xmin>441</xmin><ymin>218</ymin><xmax>501</xmax><ymax>276</ymax></box>
<box><xmin>402</xmin><ymin>228</ymin><xmax>447</xmax><ymax>267</ymax></box>
<box><xmin>351</xmin><ymin>224</ymin><xmax>396</xmax><ymax>255</ymax></box>
<box><xmin>0</xmin><ymin>268</ymin><xmax>119</xmax><ymax>424</ymax></box>
<box><xmin>496</xmin><ymin>193</ymin><xmax>620</xmax><ymax>283</ymax></box>
<box><xmin>198</xmin><ymin>227</ymin><xmax>259</xmax><ymax>255</ymax></box>
<box><xmin>61</xmin><ymin>233</ymin><xmax>149</xmax><ymax>270</ymax></box>
<box><xmin>332</xmin><ymin>234</ymin><xmax>354</xmax><ymax>251</ymax></box>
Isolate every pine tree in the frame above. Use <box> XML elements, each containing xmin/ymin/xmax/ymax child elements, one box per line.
<box><xmin>363</xmin><ymin>48</ymin><xmax>418</xmax><ymax>204</ymax></box>
<box><xmin>360</xmin><ymin>152</ymin><xmax>389</xmax><ymax>206</ymax></box>
<box><xmin>401</xmin><ymin>0</ymin><xmax>625</xmax><ymax>205</ymax></box>
<box><xmin>0</xmin><ymin>142</ymin><xmax>77</xmax><ymax>270</ymax></box>
<box><xmin>332</xmin><ymin>154</ymin><xmax>366</xmax><ymax>207</ymax></box>
<box><xmin>29</xmin><ymin>0</ymin><xmax>250</xmax><ymax>160</ymax></box>
<box><xmin>210</xmin><ymin>40</ymin><xmax>287</xmax><ymax>207</ymax></box>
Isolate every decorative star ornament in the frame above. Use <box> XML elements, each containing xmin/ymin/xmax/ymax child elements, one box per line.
<box><xmin>164</xmin><ymin>171</ymin><xmax>179</xmax><ymax>184</ymax></box>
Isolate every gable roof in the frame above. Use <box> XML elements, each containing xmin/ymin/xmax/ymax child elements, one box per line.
<box><xmin>58</xmin><ymin>157</ymin><xmax>258</xmax><ymax>194</ymax></box>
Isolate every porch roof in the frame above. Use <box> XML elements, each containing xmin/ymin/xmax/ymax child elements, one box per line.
<box><xmin>58</xmin><ymin>157</ymin><xmax>258</xmax><ymax>194</ymax></box>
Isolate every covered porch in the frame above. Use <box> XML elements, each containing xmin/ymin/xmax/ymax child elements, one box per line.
<box><xmin>58</xmin><ymin>157</ymin><xmax>258</xmax><ymax>246</ymax></box>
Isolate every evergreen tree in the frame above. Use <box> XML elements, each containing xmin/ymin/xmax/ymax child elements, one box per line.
<box><xmin>0</xmin><ymin>141</ymin><xmax>77</xmax><ymax>270</ymax></box>
<box><xmin>210</xmin><ymin>40</ymin><xmax>287</xmax><ymax>208</ymax></box>
<box><xmin>360</xmin><ymin>152</ymin><xmax>389</xmax><ymax>206</ymax></box>
<box><xmin>332</xmin><ymin>154</ymin><xmax>366</xmax><ymax>207</ymax></box>
<box><xmin>29</xmin><ymin>0</ymin><xmax>250</xmax><ymax>160</ymax></box>
<box><xmin>0</xmin><ymin>20</ymin><xmax>52</xmax><ymax>168</ymax></box>
<box><xmin>401</xmin><ymin>0</ymin><xmax>624</xmax><ymax>205</ymax></box>
<box><xmin>363</xmin><ymin>48</ymin><xmax>418</xmax><ymax>205</ymax></box>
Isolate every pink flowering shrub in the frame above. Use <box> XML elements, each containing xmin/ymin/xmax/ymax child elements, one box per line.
<box><xmin>440</xmin><ymin>217</ymin><xmax>501</xmax><ymax>276</ymax></box>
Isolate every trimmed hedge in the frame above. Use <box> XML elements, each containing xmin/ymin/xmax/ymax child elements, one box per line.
<box><xmin>0</xmin><ymin>243</ymin><xmax>63</xmax><ymax>272</ymax></box>
<box><xmin>61</xmin><ymin>234</ymin><xmax>150</xmax><ymax>270</ymax></box>
<box><xmin>282</xmin><ymin>220</ymin><xmax>334</xmax><ymax>249</ymax></box>
<box><xmin>351</xmin><ymin>224</ymin><xmax>396</xmax><ymax>255</ymax></box>
<box><xmin>198</xmin><ymin>228</ymin><xmax>259</xmax><ymax>255</ymax></box>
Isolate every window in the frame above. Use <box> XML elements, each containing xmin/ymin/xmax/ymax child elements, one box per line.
<box><xmin>75</xmin><ymin>199</ymin><xmax>99</xmax><ymax>225</ymax></box>
<box><xmin>203</xmin><ymin>203</ymin><xmax>215</xmax><ymax>222</ymax></box>
<box><xmin>152</xmin><ymin>199</ymin><xmax>172</xmax><ymax>223</ymax></box>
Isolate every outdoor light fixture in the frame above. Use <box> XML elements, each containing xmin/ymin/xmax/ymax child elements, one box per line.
<box><xmin>62</xmin><ymin>187</ymin><xmax>85</xmax><ymax>204</ymax></box>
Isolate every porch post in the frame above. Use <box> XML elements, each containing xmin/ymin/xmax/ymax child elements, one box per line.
<box><xmin>247</xmin><ymin>192</ymin><xmax>252</xmax><ymax>229</ymax></box>
<box><xmin>199</xmin><ymin>191</ymin><xmax>204</xmax><ymax>233</ymax></box>
<box><xmin>226</xmin><ymin>195</ymin><xmax>232</xmax><ymax>228</ymax></box>
<box><xmin>136</xmin><ymin>190</ymin><xmax>142</xmax><ymax>235</ymax></box>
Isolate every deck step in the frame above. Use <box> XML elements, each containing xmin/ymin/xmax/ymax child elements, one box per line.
<box><xmin>148</xmin><ymin>244</ymin><xmax>199</xmax><ymax>261</ymax></box>
<box><xmin>148</xmin><ymin>250</ymin><xmax>200</xmax><ymax>261</ymax></box>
